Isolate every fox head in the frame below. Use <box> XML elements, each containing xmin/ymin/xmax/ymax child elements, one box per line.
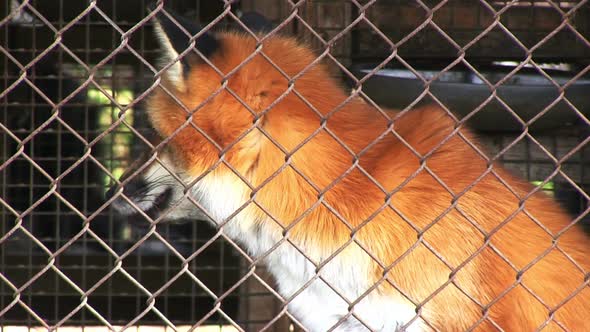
<box><xmin>106</xmin><ymin>7</ymin><xmax>354</xmax><ymax>225</ymax></box>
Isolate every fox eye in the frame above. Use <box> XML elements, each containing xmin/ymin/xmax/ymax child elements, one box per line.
<box><xmin>259</xmin><ymin>91</ymin><xmax>269</xmax><ymax>97</ymax></box>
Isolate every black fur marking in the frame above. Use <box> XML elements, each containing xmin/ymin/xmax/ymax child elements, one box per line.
<box><xmin>149</xmin><ymin>3</ymin><xmax>219</xmax><ymax>62</ymax></box>
<box><xmin>238</xmin><ymin>11</ymin><xmax>273</xmax><ymax>33</ymax></box>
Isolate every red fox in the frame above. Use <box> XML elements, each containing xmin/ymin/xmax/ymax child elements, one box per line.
<box><xmin>107</xmin><ymin>7</ymin><xmax>590</xmax><ymax>331</ymax></box>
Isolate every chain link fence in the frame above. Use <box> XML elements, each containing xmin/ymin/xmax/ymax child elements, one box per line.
<box><xmin>1</xmin><ymin>0</ymin><xmax>590</xmax><ymax>331</ymax></box>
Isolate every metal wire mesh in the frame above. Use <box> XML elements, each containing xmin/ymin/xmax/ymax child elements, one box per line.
<box><xmin>1</xmin><ymin>0</ymin><xmax>589</xmax><ymax>331</ymax></box>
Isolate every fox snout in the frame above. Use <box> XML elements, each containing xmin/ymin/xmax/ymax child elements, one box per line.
<box><xmin>105</xmin><ymin>151</ymin><xmax>178</xmax><ymax>219</ymax></box>
<box><xmin>105</xmin><ymin>176</ymin><xmax>174</xmax><ymax>217</ymax></box>
<box><xmin>105</xmin><ymin>151</ymin><xmax>210</xmax><ymax>222</ymax></box>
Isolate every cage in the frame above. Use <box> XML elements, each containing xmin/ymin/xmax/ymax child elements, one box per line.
<box><xmin>1</xmin><ymin>0</ymin><xmax>589</xmax><ymax>331</ymax></box>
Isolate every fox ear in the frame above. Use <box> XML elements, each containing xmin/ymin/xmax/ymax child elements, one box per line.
<box><xmin>149</xmin><ymin>4</ymin><xmax>219</xmax><ymax>91</ymax></box>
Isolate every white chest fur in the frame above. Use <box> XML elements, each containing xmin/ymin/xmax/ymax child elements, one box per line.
<box><xmin>192</xmin><ymin>175</ymin><xmax>420</xmax><ymax>332</ymax></box>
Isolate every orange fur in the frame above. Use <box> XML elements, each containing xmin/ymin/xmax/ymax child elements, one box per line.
<box><xmin>147</xmin><ymin>32</ymin><xmax>590</xmax><ymax>330</ymax></box>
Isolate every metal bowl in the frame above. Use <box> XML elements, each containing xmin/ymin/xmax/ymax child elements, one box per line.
<box><xmin>350</xmin><ymin>64</ymin><xmax>590</xmax><ymax>132</ymax></box>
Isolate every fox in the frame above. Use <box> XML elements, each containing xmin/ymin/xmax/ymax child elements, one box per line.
<box><xmin>106</xmin><ymin>6</ymin><xmax>590</xmax><ymax>332</ymax></box>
